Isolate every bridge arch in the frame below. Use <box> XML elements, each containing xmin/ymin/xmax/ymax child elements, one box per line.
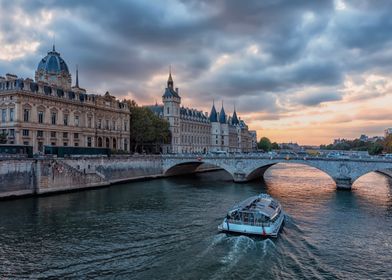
<box><xmin>245</xmin><ymin>161</ymin><xmax>337</xmax><ymax>185</ymax></box>
<box><xmin>163</xmin><ymin>160</ymin><xmax>235</xmax><ymax>180</ymax></box>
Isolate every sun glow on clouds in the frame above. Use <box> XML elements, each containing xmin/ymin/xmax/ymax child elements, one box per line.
<box><xmin>2</xmin><ymin>1</ymin><xmax>392</xmax><ymax>145</ymax></box>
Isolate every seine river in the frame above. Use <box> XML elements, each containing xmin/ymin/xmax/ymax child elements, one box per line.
<box><xmin>1</xmin><ymin>163</ymin><xmax>392</xmax><ymax>279</ymax></box>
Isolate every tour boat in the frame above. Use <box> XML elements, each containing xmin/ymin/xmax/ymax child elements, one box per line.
<box><xmin>218</xmin><ymin>193</ymin><xmax>285</xmax><ymax>237</ymax></box>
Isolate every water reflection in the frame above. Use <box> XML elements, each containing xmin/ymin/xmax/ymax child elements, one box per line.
<box><xmin>1</xmin><ymin>163</ymin><xmax>392</xmax><ymax>279</ymax></box>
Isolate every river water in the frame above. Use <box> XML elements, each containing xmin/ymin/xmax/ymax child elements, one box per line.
<box><xmin>1</xmin><ymin>163</ymin><xmax>392</xmax><ymax>279</ymax></box>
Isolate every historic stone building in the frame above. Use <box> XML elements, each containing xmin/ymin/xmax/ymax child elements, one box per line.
<box><xmin>147</xmin><ymin>72</ymin><xmax>255</xmax><ymax>154</ymax></box>
<box><xmin>0</xmin><ymin>46</ymin><xmax>130</xmax><ymax>153</ymax></box>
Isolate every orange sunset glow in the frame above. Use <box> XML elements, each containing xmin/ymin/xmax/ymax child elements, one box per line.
<box><xmin>1</xmin><ymin>0</ymin><xmax>391</xmax><ymax>145</ymax></box>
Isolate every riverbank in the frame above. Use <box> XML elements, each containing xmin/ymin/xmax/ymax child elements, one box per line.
<box><xmin>0</xmin><ymin>157</ymin><xmax>222</xmax><ymax>201</ymax></box>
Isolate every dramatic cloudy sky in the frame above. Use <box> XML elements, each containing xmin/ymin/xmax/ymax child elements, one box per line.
<box><xmin>1</xmin><ymin>0</ymin><xmax>392</xmax><ymax>145</ymax></box>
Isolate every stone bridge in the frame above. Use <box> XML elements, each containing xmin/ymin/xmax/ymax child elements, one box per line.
<box><xmin>162</xmin><ymin>154</ymin><xmax>392</xmax><ymax>190</ymax></box>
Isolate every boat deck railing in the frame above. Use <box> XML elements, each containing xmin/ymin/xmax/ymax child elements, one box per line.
<box><xmin>227</xmin><ymin>219</ymin><xmax>272</xmax><ymax>227</ymax></box>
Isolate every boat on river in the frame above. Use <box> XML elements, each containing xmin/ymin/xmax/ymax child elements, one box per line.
<box><xmin>218</xmin><ymin>193</ymin><xmax>284</xmax><ymax>237</ymax></box>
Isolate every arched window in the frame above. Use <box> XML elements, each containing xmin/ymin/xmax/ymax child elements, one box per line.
<box><xmin>97</xmin><ymin>137</ymin><xmax>103</xmax><ymax>147</ymax></box>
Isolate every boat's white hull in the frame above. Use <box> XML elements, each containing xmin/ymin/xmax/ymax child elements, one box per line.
<box><xmin>218</xmin><ymin>212</ymin><xmax>285</xmax><ymax>237</ymax></box>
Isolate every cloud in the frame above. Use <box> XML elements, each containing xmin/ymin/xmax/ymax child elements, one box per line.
<box><xmin>1</xmin><ymin>0</ymin><xmax>392</xmax><ymax>144</ymax></box>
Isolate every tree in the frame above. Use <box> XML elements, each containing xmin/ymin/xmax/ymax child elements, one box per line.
<box><xmin>383</xmin><ymin>135</ymin><xmax>392</xmax><ymax>153</ymax></box>
<box><xmin>129</xmin><ymin>106</ymin><xmax>154</xmax><ymax>152</ymax></box>
<box><xmin>271</xmin><ymin>142</ymin><xmax>280</xmax><ymax>150</ymax></box>
<box><xmin>126</xmin><ymin>101</ymin><xmax>171</xmax><ymax>153</ymax></box>
<box><xmin>368</xmin><ymin>142</ymin><xmax>383</xmax><ymax>155</ymax></box>
<box><xmin>0</xmin><ymin>131</ymin><xmax>7</xmax><ymax>144</ymax></box>
<box><xmin>258</xmin><ymin>137</ymin><xmax>272</xmax><ymax>152</ymax></box>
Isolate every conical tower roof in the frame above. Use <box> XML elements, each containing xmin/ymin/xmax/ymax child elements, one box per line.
<box><xmin>219</xmin><ymin>102</ymin><xmax>227</xmax><ymax>124</ymax></box>
<box><xmin>209</xmin><ymin>101</ymin><xmax>218</xmax><ymax>122</ymax></box>
<box><xmin>232</xmin><ymin>106</ymin><xmax>239</xmax><ymax>125</ymax></box>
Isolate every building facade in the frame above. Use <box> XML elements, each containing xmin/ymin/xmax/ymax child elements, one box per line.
<box><xmin>0</xmin><ymin>46</ymin><xmax>130</xmax><ymax>153</ymax></box>
<box><xmin>147</xmin><ymin>72</ymin><xmax>255</xmax><ymax>154</ymax></box>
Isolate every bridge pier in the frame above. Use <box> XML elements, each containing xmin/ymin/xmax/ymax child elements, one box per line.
<box><xmin>334</xmin><ymin>178</ymin><xmax>352</xmax><ymax>190</ymax></box>
<box><xmin>233</xmin><ymin>172</ymin><xmax>248</xmax><ymax>183</ymax></box>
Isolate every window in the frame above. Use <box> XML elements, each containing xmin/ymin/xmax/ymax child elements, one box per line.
<box><xmin>37</xmin><ymin>130</ymin><xmax>44</xmax><ymax>137</ymax></box>
<box><xmin>124</xmin><ymin>121</ymin><xmax>128</xmax><ymax>131</ymax></box>
<box><xmin>50</xmin><ymin>131</ymin><xmax>56</xmax><ymax>138</ymax></box>
<box><xmin>63</xmin><ymin>142</ymin><xmax>68</xmax><ymax>147</ymax></box>
<box><xmin>51</xmin><ymin>142</ymin><xmax>56</xmax><ymax>146</ymax></box>
<box><xmin>51</xmin><ymin>112</ymin><xmax>57</xmax><ymax>125</ymax></box>
<box><xmin>1</xmin><ymin>109</ymin><xmax>6</xmax><ymax>122</ymax></box>
<box><xmin>9</xmin><ymin>129</ymin><xmax>14</xmax><ymax>137</ymax></box>
<box><xmin>88</xmin><ymin>117</ymin><xmax>92</xmax><ymax>128</ymax></box>
<box><xmin>87</xmin><ymin>137</ymin><xmax>92</xmax><ymax>147</ymax></box>
<box><xmin>9</xmin><ymin>108</ymin><xmax>14</xmax><ymax>122</ymax></box>
<box><xmin>74</xmin><ymin>142</ymin><xmax>79</xmax><ymax>147</ymax></box>
<box><xmin>38</xmin><ymin>111</ymin><xmax>44</xmax><ymax>124</ymax></box>
<box><xmin>38</xmin><ymin>142</ymin><xmax>43</xmax><ymax>152</ymax></box>
<box><xmin>74</xmin><ymin>133</ymin><xmax>79</xmax><ymax>139</ymax></box>
<box><xmin>75</xmin><ymin>115</ymin><xmax>79</xmax><ymax>127</ymax></box>
<box><xmin>98</xmin><ymin>119</ymin><xmax>102</xmax><ymax>129</ymax></box>
<box><xmin>63</xmin><ymin>132</ymin><xmax>68</xmax><ymax>139</ymax></box>
<box><xmin>23</xmin><ymin>141</ymin><xmax>29</xmax><ymax>145</ymax></box>
<box><xmin>23</xmin><ymin>129</ymin><xmax>29</xmax><ymax>136</ymax></box>
<box><xmin>23</xmin><ymin>109</ymin><xmax>29</xmax><ymax>122</ymax></box>
<box><xmin>63</xmin><ymin>114</ymin><xmax>68</xmax><ymax>126</ymax></box>
<box><xmin>106</xmin><ymin>120</ymin><xmax>109</xmax><ymax>129</ymax></box>
<box><xmin>167</xmin><ymin>107</ymin><xmax>169</xmax><ymax>114</ymax></box>
<box><xmin>112</xmin><ymin>120</ymin><xmax>115</xmax><ymax>130</ymax></box>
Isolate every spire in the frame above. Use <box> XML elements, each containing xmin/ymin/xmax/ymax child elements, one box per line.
<box><xmin>167</xmin><ymin>65</ymin><xmax>174</xmax><ymax>89</ymax></box>
<box><xmin>232</xmin><ymin>103</ymin><xmax>239</xmax><ymax>125</ymax></box>
<box><xmin>219</xmin><ymin>101</ymin><xmax>227</xmax><ymax>124</ymax></box>
<box><xmin>52</xmin><ymin>35</ymin><xmax>56</xmax><ymax>52</ymax></box>
<box><xmin>209</xmin><ymin>100</ymin><xmax>218</xmax><ymax>122</ymax></box>
<box><xmin>75</xmin><ymin>65</ymin><xmax>79</xmax><ymax>88</ymax></box>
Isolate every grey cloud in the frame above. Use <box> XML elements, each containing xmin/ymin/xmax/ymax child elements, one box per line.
<box><xmin>1</xmin><ymin>0</ymin><xmax>392</xmax><ymax>117</ymax></box>
<box><xmin>296</xmin><ymin>91</ymin><xmax>342</xmax><ymax>106</ymax></box>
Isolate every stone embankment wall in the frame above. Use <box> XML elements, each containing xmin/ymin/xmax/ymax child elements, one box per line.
<box><xmin>0</xmin><ymin>156</ymin><xmax>163</xmax><ymax>199</ymax></box>
<box><xmin>0</xmin><ymin>159</ymin><xmax>35</xmax><ymax>198</ymax></box>
<box><xmin>63</xmin><ymin>156</ymin><xmax>163</xmax><ymax>183</ymax></box>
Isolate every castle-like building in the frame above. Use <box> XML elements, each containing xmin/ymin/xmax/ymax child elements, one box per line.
<box><xmin>147</xmin><ymin>72</ymin><xmax>256</xmax><ymax>154</ymax></box>
<box><xmin>0</xmin><ymin>46</ymin><xmax>130</xmax><ymax>153</ymax></box>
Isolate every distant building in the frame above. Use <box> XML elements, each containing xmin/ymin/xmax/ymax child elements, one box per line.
<box><xmin>146</xmin><ymin>71</ymin><xmax>254</xmax><ymax>153</ymax></box>
<box><xmin>359</xmin><ymin>134</ymin><xmax>369</xmax><ymax>142</ymax></box>
<box><xmin>0</xmin><ymin>45</ymin><xmax>130</xmax><ymax>153</ymax></box>
<box><xmin>367</xmin><ymin>136</ymin><xmax>384</xmax><ymax>143</ymax></box>
<box><xmin>279</xmin><ymin>142</ymin><xmax>301</xmax><ymax>151</ymax></box>
<box><xmin>249</xmin><ymin>130</ymin><xmax>257</xmax><ymax>151</ymax></box>
<box><xmin>385</xmin><ymin>128</ymin><xmax>392</xmax><ymax>138</ymax></box>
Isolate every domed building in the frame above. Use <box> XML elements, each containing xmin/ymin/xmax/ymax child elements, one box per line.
<box><xmin>0</xmin><ymin>45</ymin><xmax>131</xmax><ymax>153</ymax></box>
<box><xmin>35</xmin><ymin>45</ymin><xmax>72</xmax><ymax>89</ymax></box>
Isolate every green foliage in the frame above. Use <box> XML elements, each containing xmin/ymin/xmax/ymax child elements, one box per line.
<box><xmin>369</xmin><ymin>142</ymin><xmax>383</xmax><ymax>155</ymax></box>
<box><xmin>127</xmin><ymin>102</ymin><xmax>171</xmax><ymax>153</ymax></box>
<box><xmin>0</xmin><ymin>131</ymin><xmax>7</xmax><ymax>144</ymax></box>
<box><xmin>320</xmin><ymin>138</ymin><xmax>385</xmax><ymax>155</ymax></box>
<box><xmin>258</xmin><ymin>137</ymin><xmax>272</xmax><ymax>152</ymax></box>
<box><xmin>271</xmin><ymin>142</ymin><xmax>280</xmax><ymax>150</ymax></box>
<box><xmin>383</xmin><ymin>135</ymin><xmax>392</xmax><ymax>154</ymax></box>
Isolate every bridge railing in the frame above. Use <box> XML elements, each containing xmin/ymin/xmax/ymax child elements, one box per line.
<box><xmin>162</xmin><ymin>153</ymin><xmax>392</xmax><ymax>163</ymax></box>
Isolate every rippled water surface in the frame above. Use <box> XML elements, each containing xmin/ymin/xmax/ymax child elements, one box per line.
<box><xmin>1</xmin><ymin>163</ymin><xmax>392</xmax><ymax>279</ymax></box>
